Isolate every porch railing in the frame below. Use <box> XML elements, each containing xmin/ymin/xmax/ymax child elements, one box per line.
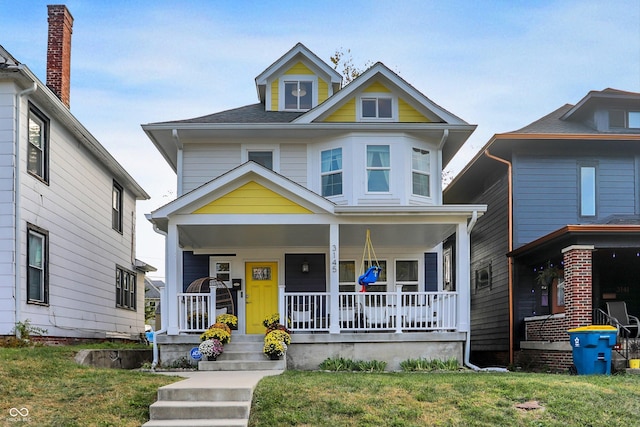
<box><xmin>283</xmin><ymin>291</ymin><xmax>458</xmax><ymax>333</ymax></box>
<box><xmin>594</xmin><ymin>308</ymin><xmax>635</xmax><ymax>361</ymax></box>
<box><xmin>178</xmin><ymin>291</ymin><xmax>217</xmax><ymax>332</ymax></box>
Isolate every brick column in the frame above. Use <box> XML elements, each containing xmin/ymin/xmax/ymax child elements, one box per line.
<box><xmin>562</xmin><ymin>245</ymin><xmax>594</xmax><ymax>329</ymax></box>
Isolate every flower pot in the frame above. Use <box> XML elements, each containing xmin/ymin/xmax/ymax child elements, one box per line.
<box><xmin>207</xmin><ymin>355</ymin><xmax>217</xmax><ymax>361</ymax></box>
<box><xmin>630</xmin><ymin>359</ymin><xmax>640</xmax><ymax>369</ymax></box>
<box><xmin>269</xmin><ymin>353</ymin><xmax>280</xmax><ymax>360</ymax></box>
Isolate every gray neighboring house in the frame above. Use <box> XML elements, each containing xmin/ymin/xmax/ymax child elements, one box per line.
<box><xmin>445</xmin><ymin>88</ymin><xmax>640</xmax><ymax>370</ymax></box>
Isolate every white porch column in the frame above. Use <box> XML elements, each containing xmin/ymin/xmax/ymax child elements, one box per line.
<box><xmin>456</xmin><ymin>220</ymin><xmax>470</xmax><ymax>333</ymax></box>
<box><xmin>329</xmin><ymin>223</ymin><xmax>340</xmax><ymax>333</ymax></box>
<box><xmin>166</xmin><ymin>221</ymin><xmax>180</xmax><ymax>335</ymax></box>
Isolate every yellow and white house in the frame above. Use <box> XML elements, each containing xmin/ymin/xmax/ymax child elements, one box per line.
<box><xmin>143</xmin><ymin>43</ymin><xmax>486</xmax><ymax>369</ymax></box>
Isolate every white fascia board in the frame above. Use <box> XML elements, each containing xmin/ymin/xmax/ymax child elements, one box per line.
<box><xmin>150</xmin><ymin>162</ymin><xmax>335</xmax><ymax>219</ymax></box>
<box><xmin>295</xmin><ymin>63</ymin><xmax>470</xmax><ymax>125</ymax></box>
<box><xmin>334</xmin><ymin>204</ymin><xmax>487</xmax><ymax>216</ymax></box>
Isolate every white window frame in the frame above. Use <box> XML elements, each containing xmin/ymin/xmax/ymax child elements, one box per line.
<box><xmin>411</xmin><ymin>147</ymin><xmax>431</xmax><ymax>197</ymax></box>
<box><xmin>579</xmin><ymin>164</ymin><xmax>597</xmax><ymax>217</ymax></box>
<box><xmin>27</xmin><ymin>104</ymin><xmax>49</xmax><ymax>183</ymax></box>
<box><xmin>27</xmin><ymin>224</ymin><xmax>48</xmax><ymax>304</ymax></box>
<box><xmin>357</xmin><ymin>94</ymin><xmax>396</xmax><ymax>121</ymax></box>
<box><xmin>366</xmin><ymin>144</ymin><xmax>391</xmax><ymax>193</ymax></box>
<box><xmin>321</xmin><ymin>147</ymin><xmax>343</xmax><ymax>197</ymax></box>
<box><xmin>242</xmin><ymin>144</ymin><xmax>280</xmax><ymax>172</ymax></box>
<box><xmin>279</xmin><ymin>75</ymin><xmax>317</xmax><ymax>111</ymax></box>
<box><xmin>395</xmin><ymin>259</ymin><xmax>419</xmax><ymax>291</ymax></box>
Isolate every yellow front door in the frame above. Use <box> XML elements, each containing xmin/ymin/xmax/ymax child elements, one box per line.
<box><xmin>245</xmin><ymin>262</ymin><xmax>278</xmax><ymax>334</ymax></box>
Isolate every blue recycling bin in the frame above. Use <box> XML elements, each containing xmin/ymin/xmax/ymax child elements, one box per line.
<box><xmin>567</xmin><ymin>325</ymin><xmax>617</xmax><ymax>375</ymax></box>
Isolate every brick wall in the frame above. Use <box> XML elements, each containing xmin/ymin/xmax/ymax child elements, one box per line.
<box><xmin>525</xmin><ymin>315</ymin><xmax>568</xmax><ymax>341</ymax></box>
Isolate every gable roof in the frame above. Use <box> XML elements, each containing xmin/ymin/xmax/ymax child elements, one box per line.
<box><xmin>254</xmin><ymin>42</ymin><xmax>342</xmax><ymax>103</ymax></box>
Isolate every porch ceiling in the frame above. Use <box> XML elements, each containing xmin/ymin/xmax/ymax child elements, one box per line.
<box><xmin>179</xmin><ymin>223</ymin><xmax>457</xmax><ymax>250</ymax></box>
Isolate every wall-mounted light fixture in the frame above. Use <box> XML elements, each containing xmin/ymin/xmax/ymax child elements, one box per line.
<box><xmin>301</xmin><ymin>259</ymin><xmax>310</xmax><ymax>273</ymax></box>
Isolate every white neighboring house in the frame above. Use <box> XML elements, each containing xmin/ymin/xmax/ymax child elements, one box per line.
<box><xmin>0</xmin><ymin>5</ymin><xmax>149</xmax><ymax>341</ymax></box>
<box><xmin>144</xmin><ymin>43</ymin><xmax>487</xmax><ymax>369</ymax></box>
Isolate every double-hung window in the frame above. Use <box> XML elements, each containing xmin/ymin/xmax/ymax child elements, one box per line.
<box><xmin>116</xmin><ymin>266</ymin><xmax>136</xmax><ymax>310</ymax></box>
<box><xmin>412</xmin><ymin>148</ymin><xmax>430</xmax><ymax>197</ymax></box>
<box><xmin>112</xmin><ymin>181</ymin><xmax>123</xmax><ymax>232</ymax></box>
<box><xmin>27</xmin><ymin>224</ymin><xmax>48</xmax><ymax>304</ymax></box>
<box><xmin>27</xmin><ymin>105</ymin><xmax>49</xmax><ymax>183</ymax></box>
<box><xmin>284</xmin><ymin>80</ymin><xmax>312</xmax><ymax>110</ymax></box>
<box><xmin>366</xmin><ymin>145</ymin><xmax>390</xmax><ymax>192</ymax></box>
<box><xmin>361</xmin><ymin>97</ymin><xmax>392</xmax><ymax>119</ymax></box>
<box><xmin>321</xmin><ymin>148</ymin><xmax>342</xmax><ymax>197</ymax></box>
<box><xmin>579</xmin><ymin>164</ymin><xmax>596</xmax><ymax>217</ymax></box>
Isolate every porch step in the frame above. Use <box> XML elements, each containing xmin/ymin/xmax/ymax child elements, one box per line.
<box><xmin>199</xmin><ymin>359</ymin><xmax>285</xmax><ymax>371</ymax></box>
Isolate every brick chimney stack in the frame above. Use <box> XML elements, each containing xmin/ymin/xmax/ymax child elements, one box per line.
<box><xmin>46</xmin><ymin>5</ymin><xmax>73</xmax><ymax>108</ymax></box>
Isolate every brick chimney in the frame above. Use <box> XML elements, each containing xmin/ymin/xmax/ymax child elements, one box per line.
<box><xmin>46</xmin><ymin>5</ymin><xmax>74</xmax><ymax>108</ymax></box>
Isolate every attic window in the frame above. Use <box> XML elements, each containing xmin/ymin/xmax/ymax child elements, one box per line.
<box><xmin>285</xmin><ymin>80</ymin><xmax>312</xmax><ymax>110</ymax></box>
<box><xmin>610</xmin><ymin>110</ymin><xmax>640</xmax><ymax>129</ymax></box>
<box><xmin>361</xmin><ymin>97</ymin><xmax>392</xmax><ymax>119</ymax></box>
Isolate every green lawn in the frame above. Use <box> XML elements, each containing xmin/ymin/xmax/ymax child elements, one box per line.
<box><xmin>2</xmin><ymin>346</ymin><xmax>639</xmax><ymax>426</ymax></box>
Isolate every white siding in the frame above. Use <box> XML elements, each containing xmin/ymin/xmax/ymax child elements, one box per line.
<box><xmin>0</xmin><ymin>85</ymin><xmax>16</xmax><ymax>333</ymax></box>
<box><xmin>280</xmin><ymin>144</ymin><xmax>307</xmax><ymax>187</ymax></box>
<box><xmin>14</xmin><ymin>93</ymin><xmax>144</xmax><ymax>338</ymax></box>
<box><xmin>182</xmin><ymin>143</ymin><xmax>240</xmax><ymax>194</ymax></box>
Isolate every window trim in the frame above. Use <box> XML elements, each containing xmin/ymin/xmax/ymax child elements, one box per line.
<box><xmin>366</xmin><ymin>144</ymin><xmax>391</xmax><ymax>193</ymax></box>
<box><xmin>411</xmin><ymin>147</ymin><xmax>431</xmax><ymax>198</ymax></box>
<box><xmin>321</xmin><ymin>147</ymin><xmax>343</xmax><ymax>197</ymax></box>
<box><xmin>241</xmin><ymin>144</ymin><xmax>280</xmax><ymax>171</ymax></box>
<box><xmin>279</xmin><ymin>76</ymin><xmax>317</xmax><ymax>111</ymax></box>
<box><xmin>357</xmin><ymin>94</ymin><xmax>396</xmax><ymax>121</ymax></box>
<box><xmin>27</xmin><ymin>103</ymin><xmax>50</xmax><ymax>184</ymax></box>
<box><xmin>115</xmin><ymin>265</ymin><xmax>137</xmax><ymax>310</ymax></box>
<box><xmin>579</xmin><ymin>163</ymin><xmax>597</xmax><ymax>217</ymax></box>
<box><xmin>27</xmin><ymin>223</ymin><xmax>49</xmax><ymax>305</ymax></box>
<box><xmin>112</xmin><ymin>181</ymin><xmax>123</xmax><ymax>233</ymax></box>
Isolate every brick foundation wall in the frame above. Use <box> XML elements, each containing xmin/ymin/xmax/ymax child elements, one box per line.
<box><xmin>515</xmin><ymin>348</ymin><xmax>573</xmax><ymax>372</ymax></box>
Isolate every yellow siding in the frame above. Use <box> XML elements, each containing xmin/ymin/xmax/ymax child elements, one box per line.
<box><xmin>284</xmin><ymin>61</ymin><xmax>314</xmax><ymax>75</ymax></box>
<box><xmin>323</xmin><ymin>98</ymin><xmax>356</xmax><ymax>122</ymax></box>
<box><xmin>193</xmin><ymin>181</ymin><xmax>313</xmax><ymax>214</ymax></box>
<box><xmin>270</xmin><ymin>80</ymin><xmax>278</xmax><ymax>111</ymax></box>
<box><xmin>398</xmin><ymin>98</ymin><xmax>431</xmax><ymax>123</ymax></box>
<box><xmin>363</xmin><ymin>81</ymin><xmax>391</xmax><ymax>93</ymax></box>
<box><xmin>318</xmin><ymin>79</ymin><xmax>329</xmax><ymax>103</ymax></box>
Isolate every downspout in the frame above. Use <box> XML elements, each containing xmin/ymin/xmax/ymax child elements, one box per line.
<box><xmin>14</xmin><ymin>81</ymin><xmax>37</xmax><ymax>335</ymax></box>
<box><xmin>150</xmin><ymin>222</ymin><xmax>168</xmax><ymax>370</ymax></box>
<box><xmin>484</xmin><ymin>148</ymin><xmax>514</xmax><ymax>366</ymax></box>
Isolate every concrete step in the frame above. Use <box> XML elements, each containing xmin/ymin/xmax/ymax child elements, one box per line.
<box><xmin>143</xmin><ymin>419</ymin><xmax>247</xmax><ymax>427</ymax></box>
<box><xmin>158</xmin><ymin>386</ymin><xmax>252</xmax><ymax>402</ymax></box>
<box><xmin>149</xmin><ymin>400</ymin><xmax>250</xmax><ymax>420</ymax></box>
<box><xmin>198</xmin><ymin>359</ymin><xmax>285</xmax><ymax>371</ymax></box>
<box><xmin>219</xmin><ymin>350</ymin><xmax>267</xmax><ymax>361</ymax></box>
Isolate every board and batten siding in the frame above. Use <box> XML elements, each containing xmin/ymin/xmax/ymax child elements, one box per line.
<box><xmin>0</xmin><ymin>86</ymin><xmax>16</xmax><ymax>333</ymax></box>
<box><xmin>513</xmin><ymin>154</ymin><xmax>637</xmax><ymax>248</ymax></box>
<box><xmin>15</xmin><ymin>94</ymin><xmax>143</xmax><ymax>338</ymax></box>
<box><xmin>469</xmin><ymin>173</ymin><xmax>510</xmax><ymax>354</ymax></box>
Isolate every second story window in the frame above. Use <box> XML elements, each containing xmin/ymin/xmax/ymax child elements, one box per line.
<box><xmin>412</xmin><ymin>148</ymin><xmax>431</xmax><ymax>197</ymax></box>
<box><xmin>580</xmin><ymin>164</ymin><xmax>596</xmax><ymax>217</ymax></box>
<box><xmin>361</xmin><ymin>97</ymin><xmax>392</xmax><ymax>119</ymax></box>
<box><xmin>248</xmin><ymin>151</ymin><xmax>273</xmax><ymax>170</ymax></box>
<box><xmin>285</xmin><ymin>80</ymin><xmax>312</xmax><ymax>110</ymax></box>
<box><xmin>112</xmin><ymin>181</ymin><xmax>123</xmax><ymax>232</ymax></box>
<box><xmin>27</xmin><ymin>105</ymin><xmax>49</xmax><ymax>183</ymax></box>
<box><xmin>366</xmin><ymin>145</ymin><xmax>390</xmax><ymax>192</ymax></box>
<box><xmin>321</xmin><ymin>148</ymin><xmax>342</xmax><ymax>197</ymax></box>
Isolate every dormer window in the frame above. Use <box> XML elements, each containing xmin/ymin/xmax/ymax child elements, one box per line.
<box><xmin>610</xmin><ymin>110</ymin><xmax>640</xmax><ymax>129</ymax></box>
<box><xmin>285</xmin><ymin>80</ymin><xmax>312</xmax><ymax>110</ymax></box>
<box><xmin>358</xmin><ymin>95</ymin><xmax>395</xmax><ymax>121</ymax></box>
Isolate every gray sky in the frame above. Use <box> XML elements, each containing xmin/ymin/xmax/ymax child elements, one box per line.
<box><xmin>2</xmin><ymin>0</ymin><xmax>639</xmax><ymax>280</ymax></box>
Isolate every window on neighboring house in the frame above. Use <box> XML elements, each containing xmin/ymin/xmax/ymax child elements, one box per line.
<box><xmin>339</xmin><ymin>260</ymin><xmax>356</xmax><ymax>292</ymax></box>
<box><xmin>321</xmin><ymin>148</ymin><xmax>342</xmax><ymax>197</ymax></box>
<box><xmin>112</xmin><ymin>181</ymin><xmax>123</xmax><ymax>232</ymax></box>
<box><xmin>27</xmin><ymin>105</ymin><xmax>49</xmax><ymax>183</ymax></box>
<box><xmin>361</xmin><ymin>97</ymin><xmax>392</xmax><ymax>119</ymax></box>
<box><xmin>248</xmin><ymin>151</ymin><xmax>273</xmax><ymax>170</ymax></box>
<box><xmin>366</xmin><ymin>145</ymin><xmax>390</xmax><ymax>192</ymax></box>
<box><xmin>284</xmin><ymin>80</ymin><xmax>312</xmax><ymax>110</ymax></box>
<box><xmin>580</xmin><ymin>165</ymin><xmax>596</xmax><ymax>217</ymax></box>
<box><xmin>396</xmin><ymin>260</ymin><xmax>418</xmax><ymax>292</ymax></box>
<box><xmin>610</xmin><ymin>110</ymin><xmax>640</xmax><ymax>129</ymax></box>
<box><xmin>412</xmin><ymin>148</ymin><xmax>430</xmax><ymax>197</ymax></box>
<box><xmin>116</xmin><ymin>266</ymin><xmax>136</xmax><ymax>310</ymax></box>
<box><xmin>27</xmin><ymin>224</ymin><xmax>48</xmax><ymax>304</ymax></box>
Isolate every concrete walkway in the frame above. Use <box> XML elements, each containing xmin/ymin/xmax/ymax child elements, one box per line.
<box><xmin>143</xmin><ymin>370</ymin><xmax>284</xmax><ymax>426</ymax></box>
